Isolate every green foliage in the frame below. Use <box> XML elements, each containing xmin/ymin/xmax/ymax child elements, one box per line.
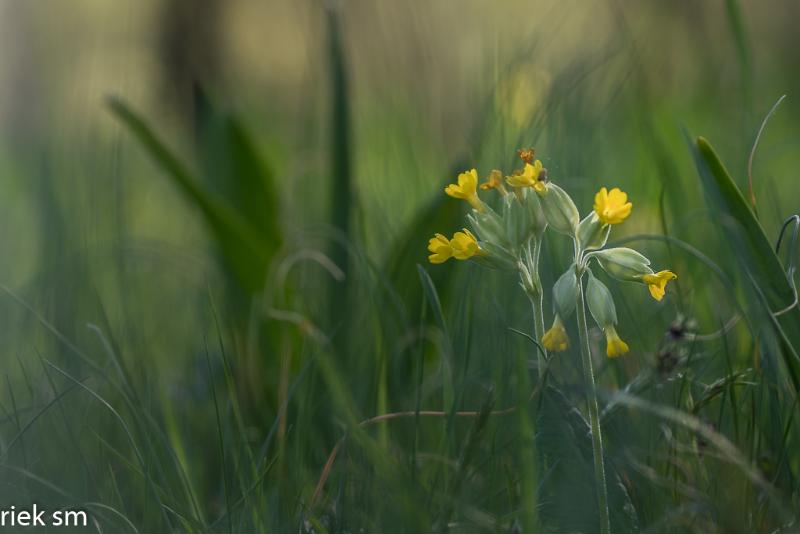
<box><xmin>109</xmin><ymin>97</ymin><xmax>281</xmax><ymax>294</ymax></box>
<box><xmin>4</xmin><ymin>2</ymin><xmax>800</xmax><ymax>533</ymax></box>
<box><xmin>691</xmin><ymin>136</ymin><xmax>800</xmax><ymax>384</ymax></box>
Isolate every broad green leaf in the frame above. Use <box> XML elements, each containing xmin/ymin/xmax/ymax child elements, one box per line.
<box><xmin>691</xmin><ymin>136</ymin><xmax>800</xmax><ymax>373</ymax></box>
<box><xmin>109</xmin><ymin>98</ymin><xmax>276</xmax><ymax>293</ymax></box>
<box><xmin>536</xmin><ymin>386</ymin><xmax>639</xmax><ymax>532</ymax></box>
<box><xmin>197</xmin><ymin>109</ymin><xmax>282</xmax><ymax>253</ymax></box>
<box><xmin>693</xmin><ymin>137</ymin><xmax>791</xmax><ymax>305</ymax></box>
<box><xmin>384</xmin><ymin>191</ymin><xmax>462</xmax><ymax>323</ymax></box>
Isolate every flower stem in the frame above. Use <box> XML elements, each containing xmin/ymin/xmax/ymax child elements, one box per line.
<box><xmin>533</xmin><ymin>292</ymin><xmax>546</xmax><ymax>377</ymax></box>
<box><xmin>576</xmin><ymin>276</ymin><xmax>611</xmax><ymax>534</ymax></box>
<box><xmin>532</xmin><ymin>238</ymin><xmax>547</xmax><ymax>376</ymax></box>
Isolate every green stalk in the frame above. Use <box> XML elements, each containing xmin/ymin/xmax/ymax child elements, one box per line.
<box><xmin>518</xmin><ymin>237</ymin><xmax>545</xmax><ymax>529</ymax></box>
<box><xmin>576</xmin><ymin>275</ymin><xmax>611</xmax><ymax>534</ymax></box>
<box><xmin>523</xmin><ymin>237</ymin><xmax>547</xmax><ymax>376</ymax></box>
<box><xmin>533</xmin><ymin>239</ymin><xmax>547</xmax><ymax>377</ymax></box>
<box><xmin>516</xmin><ymin>344</ymin><xmax>539</xmax><ymax>531</ymax></box>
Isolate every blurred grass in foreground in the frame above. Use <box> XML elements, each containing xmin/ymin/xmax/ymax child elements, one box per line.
<box><xmin>1</xmin><ymin>0</ymin><xmax>800</xmax><ymax>532</ymax></box>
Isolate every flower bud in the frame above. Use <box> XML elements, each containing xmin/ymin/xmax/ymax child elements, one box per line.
<box><xmin>553</xmin><ymin>268</ymin><xmax>579</xmax><ymax>319</ymax></box>
<box><xmin>592</xmin><ymin>247</ymin><xmax>653</xmax><ymax>282</ymax></box>
<box><xmin>577</xmin><ymin>212</ymin><xmax>610</xmax><ymax>252</ymax></box>
<box><xmin>524</xmin><ymin>190</ymin><xmax>547</xmax><ymax>237</ymax></box>
<box><xmin>504</xmin><ymin>194</ymin><xmax>530</xmax><ymax>249</ymax></box>
<box><xmin>472</xmin><ymin>241</ymin><xmax>518</xmax><ymax>270</ymax></box>
<box><xmin>518</xmin><ymin>260</ymin><xmax>542</xmax><ymax>296</ymax></box>
<box><xmin>542</xmin><ymin>315</ymin><xmax>569</xmax><ymax>352</ymax></box>
<box><xmin>586</xmin><ymin>271</ymin><xmax>617</xmax><ymax>328</ymax></box>
<box><xmin>537</xmin><ymin>182</ymin><xmax>579</xmax><ymax>236</ymax></box>
<box><xmin>467</xmin><ymin>208</ymin><xmax>507</xmax><ymax>249</ymax></box>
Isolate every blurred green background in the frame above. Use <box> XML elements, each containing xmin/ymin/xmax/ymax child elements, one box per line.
<box><xmin>1</xmin><ymin>0</ymin><xmax>800</xmax><ymax>532</ymax></box>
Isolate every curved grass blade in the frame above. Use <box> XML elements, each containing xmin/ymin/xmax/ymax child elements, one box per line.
<box><xmin>197</xmin><ymin>107</ymin><xmax>283</xmax><ymax>259</ymax></box>
<box><xmin>417</xmin><ymin>265</ymin><xmax>453</xmax><ymax>412</ymax></box>
<box><xmin>693</xmin><ymin>137</ymin><xmax>792</xmax><ymax>303</ymax></box>
<box><xmin>692</xmin><ymin>137</ymin><xmax>800</xmax><ymax>392</ymax></box>
<box><xmin>108</xmin><ymin>97</ymin><xmax>273</xmax><ymax>293</ymax></box>
<box><xmin>690</xmin><ymin>136</ymin><xmax>800</xmax><ymax>353</ymax></box>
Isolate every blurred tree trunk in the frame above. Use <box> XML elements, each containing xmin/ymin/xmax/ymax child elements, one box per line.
<box><xmin>159</xmin><ymin>0</ymin><xmax>223</xmax><ymax>133</ymax></box>
<box><xmin>0</xmin><ymin>2</ymin><xmax>41</xmax><ymax>149</ymax></box>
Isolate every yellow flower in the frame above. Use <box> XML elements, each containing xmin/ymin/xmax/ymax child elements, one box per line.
<box><xmin>506</xmin><ymin>160</ymin><xmax>547</xmax><ymax>193</ymax></box>
<box><xmin>450</xmin><ymin>228</ymin><xmax>484</xmax><ymax>260</ymax></box>
<box><xmin>445</xmin><ymin>169</ymin><xmax>484</xmax><ymax>212</ymax></box>
<box><xmin>594</xmin><ymin>187</ymin><xmax>632</xmax><ymax>225</ymax></box>
<box><xmin>542</xmin><ymin>315</ymin><xmax>569</xmax><ymax>352</ymax></box>
<box><xmin>480</xmin><ymin>169</ymin><xmax>508</xmax><ymax>195</ymax></box>
<box><xmin>605</xmin><ymin>325</ymin><xmax>629</xmax><ymax>358</ymax></box>
<box><xmin>427</xmin><ymin>233</ymin><xmax>453</xmax><ymax>264</ymax></box>
<box><xmin>642</xmin><ymin>270</ymin><xmax>677</xmax><ymax>301</ymax></box>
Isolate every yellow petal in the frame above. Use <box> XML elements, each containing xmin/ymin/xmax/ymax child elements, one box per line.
<box><xmin>451</xmin><ymin>228</ymin><xmax>483</xmax><ymax>260</ymax></box>
<box><xmin>427</xmin><ymin>233</ymin><xmax>449</xmax><ymax>253</ymax></box>
<box><xmin>444</xmin><ymin>183</ymin><xmax>466</xmax><ymax>199</ymax></box>
<box><xmin>648</xmin><ymin>283</ymin><xmax>665</xmax><ymax>301</ymax></box>
<box><xmin>607</xmin><ymin>187</ymin><xmax>628</xmax><ymax>205</ymax></box>
<box><xmin>593</xmin><ymin>187</ymin><xmax>608</xmax><ymax>213</ymax></box>
<box><xmin>605</xmin><ymin>326</ymin><xmax>629</xmax><ymax>358</ymax></box>
<box><xmin>542</xmin><ymin>316</ymin><xmax>569</xmax><ymax>352</ymax></box>
<box><xmin>643</xmin><ymin>270</ymin><xmax>677</xmax><ymax>301</ymax></box>
<box><xmin>459</xmin><ymin>169</ymin><xmax>478</xmax><ymax>192</ymax></box>
<box><xmin>607</xmin><ymin>337</ymin><xmax>629</xmax><ymax>358</ymax></box>
<box><xmin>480</xmin><ymin>169</ymin><xmax>506</xmax><ymax>192</ymax></box>
<box><xmin>506</xmin><ymin>172</ymin><xmax>532</xmax><ymax>189</ymax></box>
<box><xmin>427</xmin><ymin>233</ymin><xmax>453</xmax><ymax>264</ymax></box>
<box><xmin>594</xmin><ymin>186</ymin><xmax>633</xmax><ymax>225</ymax></box>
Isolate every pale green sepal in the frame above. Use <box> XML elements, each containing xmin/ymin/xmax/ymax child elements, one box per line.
<box><xmin>586</xmin><ymin>270</ymin><xmax>617</xmax><ymax>327</ymax></box>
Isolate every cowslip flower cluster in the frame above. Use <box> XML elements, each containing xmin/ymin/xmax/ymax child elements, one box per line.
<box><xmin>428</xmin><ymin>148</ymin><xmax>677</xmax><ymax>358</ymax></box>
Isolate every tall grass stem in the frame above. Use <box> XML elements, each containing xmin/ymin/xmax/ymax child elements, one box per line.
<box><xmin>576</xmin><ymin>278</ymin><xmax>611</xmax><ymax>534</ymax></box>
<box><xmin>533</xmin><ymin>239</ymin><xmax>547</xmax><ymax>376</ymax></box>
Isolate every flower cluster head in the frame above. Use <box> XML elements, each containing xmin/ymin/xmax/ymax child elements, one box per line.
<box><xmin>429</xmin><ymin>148</ymin><xmax>677</xmax><ymax>359</ymax></box>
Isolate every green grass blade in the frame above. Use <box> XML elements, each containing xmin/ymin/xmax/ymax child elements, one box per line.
<box><xmin>691</xmin><ymin>135</ymin><xmax>800</xmax><ymax>400</ymax></box>
<box><xmin>108</xmin><ymin>97</ymin><xmax>273</xmax><ymax>292</ymax></box>
<box><xmin>198</xmin><ymin>109</ymin><xmax>283</xmax><ymax>257</ymax></box>
<box><xmin>417</xmin><ymin>265</ymin><xmax>453</xmax><ymax>413</ymax></box>
<box><xmin>326</xmin><ymin>3</ymin><xmax>353</xmax><ymax>312</ymax></box>
<box><xmin>693</xmin><ymin>137</ymin><xmax>790</xmax><ymax>302</ymax></box>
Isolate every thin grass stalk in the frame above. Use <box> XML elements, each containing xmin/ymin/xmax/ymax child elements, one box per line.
<box><xmin>576</xmin><ymin>277</ymin><xmax>611</xmax><ymax>534</ymax></box>
<box><xmin>533</xmin><ymin>238</ymin><xmax>547</xmax><ymax>377</ymax></box>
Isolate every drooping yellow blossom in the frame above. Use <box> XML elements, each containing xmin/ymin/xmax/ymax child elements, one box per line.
<box><xmin>450</xmin><ymin>228</ymin><xmax>484</xmax><ymax>260</ymax></box>
<box><xmin>506</xmin><ymin>160</ymin><xmax>547</xmax><ymax>193</ymax></box>
<box><xmin>604</xmin><ymin>325</ymin><xmax>629</xmax><ymax>358</ymax></box>
<box><xmin>445</xmin><ymin>169</ymin><xmax>484</xmax><ymax>212</ymax></box>
<box><xmin>480</xmin><ymin>169</ymin><xmax>508</xmax><ymax>195</ymax></box>
<box><xmin>517</xmin><ymin>148</ymin><xmax>535</xmax><ymax>164</ymax></box>
<box><xmin>642</xmin><ymin>270</ymin><xmax>677</xmax><ymax>301</ymax></box>
<box><xmin>593</xmin><ymin>187</ymin><xmax>632</xmax><ymax>225</ymax></box>
<box><xmin>427</xmin><ymin>233</ymin><xmax>453</xmax><ymax>264</ymax></box>
<box><xmin>542</xmin><ymin>315</ymin><xmax>569</xmax><ymax>352</ymax></box>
